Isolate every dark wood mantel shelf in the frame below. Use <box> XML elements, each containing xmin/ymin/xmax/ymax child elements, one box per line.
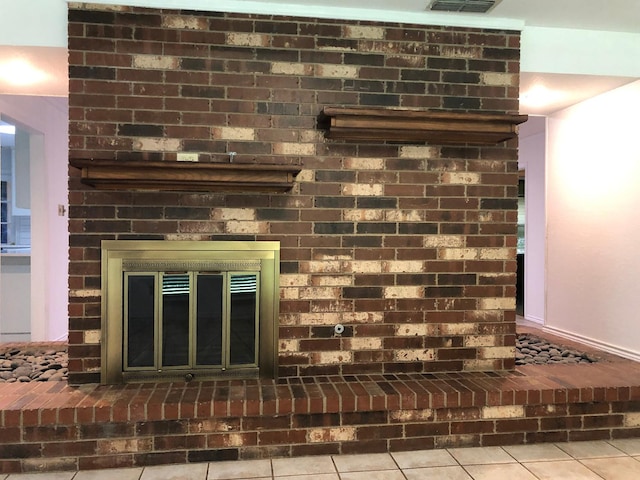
<box><xmin>69</xmin><ymin>159</ymin><xmax>301</xmax><ymax>193</ymax></box>
<box><xmin>320</xmin><ymin>107</ymin><xmax>528</xmax><ymax>145</ymax></box>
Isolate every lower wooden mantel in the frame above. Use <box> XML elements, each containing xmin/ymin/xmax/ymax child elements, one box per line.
<box><xmin>69</xmin><ymin>159</ymin><xmax>301</xmax><ymax>193</ymax></box>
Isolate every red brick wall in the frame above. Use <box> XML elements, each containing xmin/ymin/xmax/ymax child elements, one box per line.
<box><xmin>67</xmin><ymin>3</ymin><xmax>521</xmax><ymax>384</ymax></box>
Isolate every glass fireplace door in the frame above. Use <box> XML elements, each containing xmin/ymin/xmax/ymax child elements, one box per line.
<box><xmin>123</xmin><ymin>270</ymin><xmax>259</xmax><ymax>380</ymax></box>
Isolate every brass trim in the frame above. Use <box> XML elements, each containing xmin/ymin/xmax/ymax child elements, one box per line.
<box><xmin>102</xmin><ymin>240</ymin><xmax>279</xmax><ymax>384</ymax></box>
<box><xmin>123</xmin><ymin>260</ymin><xmax>262</xmax><ymax>271</ymax></box>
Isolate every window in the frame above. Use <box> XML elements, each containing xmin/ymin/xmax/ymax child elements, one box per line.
<box><xmin>0</xmin><ymin>121</ymin><xmax>31</xmax><ymax>253</ymax></box>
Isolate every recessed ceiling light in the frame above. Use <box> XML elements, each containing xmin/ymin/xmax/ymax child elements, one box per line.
<box><xmin>0</xmin><ymin>59</ymin><xmax>48</xmax><ymax>86</ymax></box>
<box><xmin>520</xmin><ymin>85</ymin><xmax>564</xmax><ymax>109</ymax></box>
<box><xmin>427</xmin><ymin>0</ymin><xmax>502</xmax><ymax>13</ymax></box>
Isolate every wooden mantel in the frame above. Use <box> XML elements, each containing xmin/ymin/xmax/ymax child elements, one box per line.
<box><xmin>320</xmin><ymin>107</ymin><xmax>528</xmax><ymax>145</ymax></box>
<box><xmin>69</xmin><ymin>159</ymin><xmax>301</xmax><ymax>193</ymax></box>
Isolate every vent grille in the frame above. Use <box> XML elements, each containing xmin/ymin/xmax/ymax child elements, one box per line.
<box><xmin>428</xmin><ymin>0</ymin><xmax>500</xmax><ymax>13</ymax></box>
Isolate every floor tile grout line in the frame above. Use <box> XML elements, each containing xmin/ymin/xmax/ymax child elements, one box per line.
<box><xmin>575</xmin><ymin>458</ymin><xmax>612</xmax><ymax>480</ymax></box>
<box><xmin>518</xmin><ymin>458</ymin><xmax>546</xmax><ymax>480</ymax></box>
<box><xmin>10</xmin><ymin>443</ymin><xmax>640</xmax><ymax>479</ymax></box>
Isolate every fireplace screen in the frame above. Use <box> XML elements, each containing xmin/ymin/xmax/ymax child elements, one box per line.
<box><xmin>102</xmin><ymin>241</ymin><xmax>279</xmax><ymax>384</ymax></box>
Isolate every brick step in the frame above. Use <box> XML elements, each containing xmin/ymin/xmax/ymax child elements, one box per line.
<box><xmin>2</xmin><ymin>363</ymin><xmax>640</xmax><ymax>473</ymax></box>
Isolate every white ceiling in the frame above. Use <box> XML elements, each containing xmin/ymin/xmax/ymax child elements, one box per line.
<box><xmin>241</xmin><ymin>0</ymin><xmax>640</xmax><ymax>33</ymax></box>
<box><xmin>0</xmin><ymin>0</ymin><xmax>638</xmax><ymax>116</ymax></box>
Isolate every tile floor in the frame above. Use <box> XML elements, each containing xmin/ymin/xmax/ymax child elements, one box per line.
<box><xmin>4</xmin><ymin>439</ymin><xmax>640</xmax><ymax>480</ymax></box>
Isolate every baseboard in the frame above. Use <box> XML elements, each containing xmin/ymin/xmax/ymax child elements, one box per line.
<box><xmin>54</xmin><ymin>332</ymin><xmax>68</xmax><ymax>342</ymax></box>
<box><xmin>542</xmin><ymin>325</ymin><xmax>640</xmax><ymax>363</ymax></box>
<box><xmin>523</xmin><ymin>314</ymin><xmax>544</xmax><ymax>325</ymax></box>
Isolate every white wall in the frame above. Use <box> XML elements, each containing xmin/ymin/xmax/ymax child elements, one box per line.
<box><xmin>0</xmin><ymin>95</ymin><xmax>68</xmax><ymax>342</ymax></box>
<box><xmin>545</xmin><ymin>80</ymin><xmax>640</xmax><ymax>360</ymax></box>
<box><xmin>522</xmin><ymin>27</ymin><xmax>640</xmax><ymax>77</ymax></box>
<box><xmin>518</xmin><ymin>128</ymin><xmax>546</xmax><ymax>325</ymax></box>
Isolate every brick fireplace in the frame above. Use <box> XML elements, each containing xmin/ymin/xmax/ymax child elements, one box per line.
<box><xmin>4</xmin><ymin>5</ymin><xmax>640</xmax><ymax>474</ymax></box>
<box><xmin>67</xmin><ymin>2</ymin><xmax>522</xmax><ymax>385</ymax></box>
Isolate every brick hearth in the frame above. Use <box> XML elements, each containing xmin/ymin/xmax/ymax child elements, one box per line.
<box><xmin>2</xmin><ymin>355</ymin><xmax>640</xmax><ymax>473</ymax></box>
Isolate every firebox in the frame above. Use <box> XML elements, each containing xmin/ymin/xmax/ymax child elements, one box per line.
<box><xmin>101</xmin><ymin>240</ymin><xmax>279</xmax><ymax>384</ymax></box>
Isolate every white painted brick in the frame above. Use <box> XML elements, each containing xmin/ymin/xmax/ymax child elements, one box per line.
<box><xmin>347</xmin><ymin>337</ymin><xmax>383</xmax><ymax>350</ymax></box>
<box><xmin>385</xmin><ymin>210</ymin><xmax>423</xmax><ymax>222</ymax></box>
<box><xmin>341</xmin><ymin>311</ymin><xmax>384</xmax><ymax>323</ymax></box>
<box><xmin>316</xmin><ymin>64</ymin><xmax>358</xmax><ymax>78</ymax></box>
<box><xmin>435</xmin><ymin>299</ymin><xmax>458</xmax><ymax>311</ymax></box>
<box><xmin>478</xmin><ymin>211</ymin><xmax>499</xmax><ymax>222</ymax></box>
<box><xmin>441</xmin><ymin>46</ymin><xmax>482</xmax><ymax>58</ymax></box>
<box><xmin>394</xmin><ymin>349</ymin><xmax>435</xmax><ymax>362</ymax></box>
<box><xmin>224</xmin><ymin>221</ymin><xmax>268</xmax><ymax>234</ymax></box>
<box><xmin>424</xmin><ymin>235</ymin><xmax>465</xmax><ymax>248</ymax></box>
<box><xmin>295</xmin><ymin>169</ymin><xmax>315</xmax><ymax>183</ymax></box>
<box><xmin>308</xmin><ymin>427</ymin><xmax>356</xmax><ymax>443</ymax></box>
<box><xmin>395</xmin><ymin>324</ymin><xmax>438</xmax><ymax>336</ymax></box>
<box><xmin>162</xmin><ymin>15</ymin><xmax>207</xmax><ymax>29</ymax></box>
<box><xmin>400</xmin><ymin>145</ymin><xmax>438</xmax><ymax>159</ymax></box>
<box><xmin>479</xmin><ymin>248</ymin><xmax>512</xmax><ymax>260</ymax></box>
<box><xmin>440</xmin><ymin>248</ymin><xmax>478</xmax><ymax>260</ymax></box>
<box><xmin>344</xmin><ymin>25</ymin><xmax>385</xmax><ymax>39</ymax></box>
<box><xmin>69</xmin><ymin>3</ymin><xmax>127</xmax><ymax>11</ymax></box>
<box><xmin>271</xmin><ymin>62</ymin><xmax>312</xmax><ymax>75</ymax></box>
<box><xmin>343</xmin><ymin>157</ymin><xmax>385</xmax><ymax>170</ymax></box>
<box><xmin>343</xmin><ymin>209</ymin><xmax>384</xmax><ymax>221</ymax></box>
<box><xmin>390</xmin><ymin>409</ymin><xmax>433</xmax><ymax>422</ymax></box>
<box><xmin>314</xmin><ymin>351</ymin><xmax>353</xmax><ymax>364</ymax></box>
<box><xmin>464</xmin><ymin>359</ymin><xmax>498</xmax><ymax>371</ymax></box>
<box><xmin>384</xmin><ymin>286</ymin><xmax>423</xmax><ymax>299</ymax></box>
<box><xmin>273</xmin><ymin>142</ymin><xmax>316</xmax><ymax>156</ymax></box>
<box><xmin>482</xmin><ymin>405</ymin><xmax>525</xmax><ymax>419</ymax></box>
<box><xmin>213</xmin><ymin>127</ymin><xmax>255</xmax><ymax>141</ymax></box>
<box><xmin>279</xmin><ymin>339</ymin><xmax>299</xmax><ymax>352</ymax></box>
<box><xmin>480</xmin><ymin>346</ymin><xmax>516</xmax><ymax>359</ymax></box>
<box><xmin>132</xmin><ymin>55</ymin><xmax>178</xmax><ymax>70</ymax></box>
<box><xmin>299</xmin><ymin>312</ymin><xmax>341</xmax><ymax>326</ymax></box>
<box><xmin>300</xmin><ymin>261</ymin><xmax>342</xmax><ymax>273</ymax></box>
<box><xmin>342</xmin><ymin>183</ymin><xmax>384</xmax><ymax>196</ymax></box>
<box><xmin>482</xmin><ymin>72</ymin><xmax>518</xmax><ymax>87</ymax></box>
<box><xmin>479</xmin><ymin>297</ymin><xmax>516</xmax><ymax>310</ymax></box>
<box><xmin>299</xmin><ymin>130</ymin><xmax>324</xmax><ymax>143</ymax></box>
<box><xmin>625</xmin><ymin>413</ymin><xmax>640</xmax><ymax>427</ymax></box>
<box><xmin>312</xmin><ymin>275</ymin><xmax>352</xmax><ymax>287</ymax></box>
<box><xmin>465</xmin><ymin>335</ymin><xmax>499</xmax><ymax>347</ymax></box>
<box><xmin>310</xmin><ymin>301</ymin><xmax>351</xmax><ymax>313</ymax></box>
<box><xmin>346</xmin><ymin>261</ymin><xmax>382</xmax><ymax>274</ymax></box>
<box><xmin>279</xmin><ymin>314</ymin><xmax>300</xmax><ymax>326</ymax></box>
<box><xmin>166</xmin><ymin>234</ymin><xmax>209</xmax><ymax>241</ymax></box>
<box><xmin>226</xmin><ymin>33</ymin><xmax>268</xmax><ymax>47</ymax></box>
<box><xmin>440</xmin><ymin>323</ymin><xmax>477</xmax><ymax>335</ymax></box>
<box><xmin>69</xmin><ymin>289</ymin><xmax>101</xmax><ymax>298</ymax></box>
<box><xmin>84</xmin><ymin>330</ymin><xmax>101</xmax><ymax>344</ymax></box>
<box><xmin>211</xmin><ymin>208</ymin><xmax>256</xmax><ymax>221</ymax></box>
<box><xmin>280</xmin><ymin>274</ymin><xmax>311</xmax><ymax>287</ymax></box>
<box><xmin>133</xmin><ymin>137</ymin><xmax>180</xmax><ymax>152</ymax></box>
<box><xmin>280</xmin><ymin>287</ymin><xmax>299</xmax><ymax>300</ymax></box>
<box><xmin>225</xmin><ymin>433</ymin><xmax>247</xmax><ymax>447</ymax></box>
<box><xmin>299</xmin><ymin>287</ymin><xmax>341</xmax><ymax>299</ymax></box>
<box><xmin>383</xmin><ymin>260</ymin><xmax>424</xmax><ymax>273</ymax></box>
<box><xmin>442</xmin><ymin>172</ymin><xmax>481</xmax><ymax>184</ymax></box>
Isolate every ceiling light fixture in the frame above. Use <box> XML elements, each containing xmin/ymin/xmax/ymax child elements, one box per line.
<box><xmin>427</xmin><ymin>0</ymin><xmax>501</xmax><ymax>13</ymax></box>
<box><xmin>0</xmin><ymin>59</ymin><xmax>48</xmax><ymax>86</ymax></box>
<box><xmin>520</xmin><ymin>85</ymin><xmax>565</xmax><ymax>109</ymax></box>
